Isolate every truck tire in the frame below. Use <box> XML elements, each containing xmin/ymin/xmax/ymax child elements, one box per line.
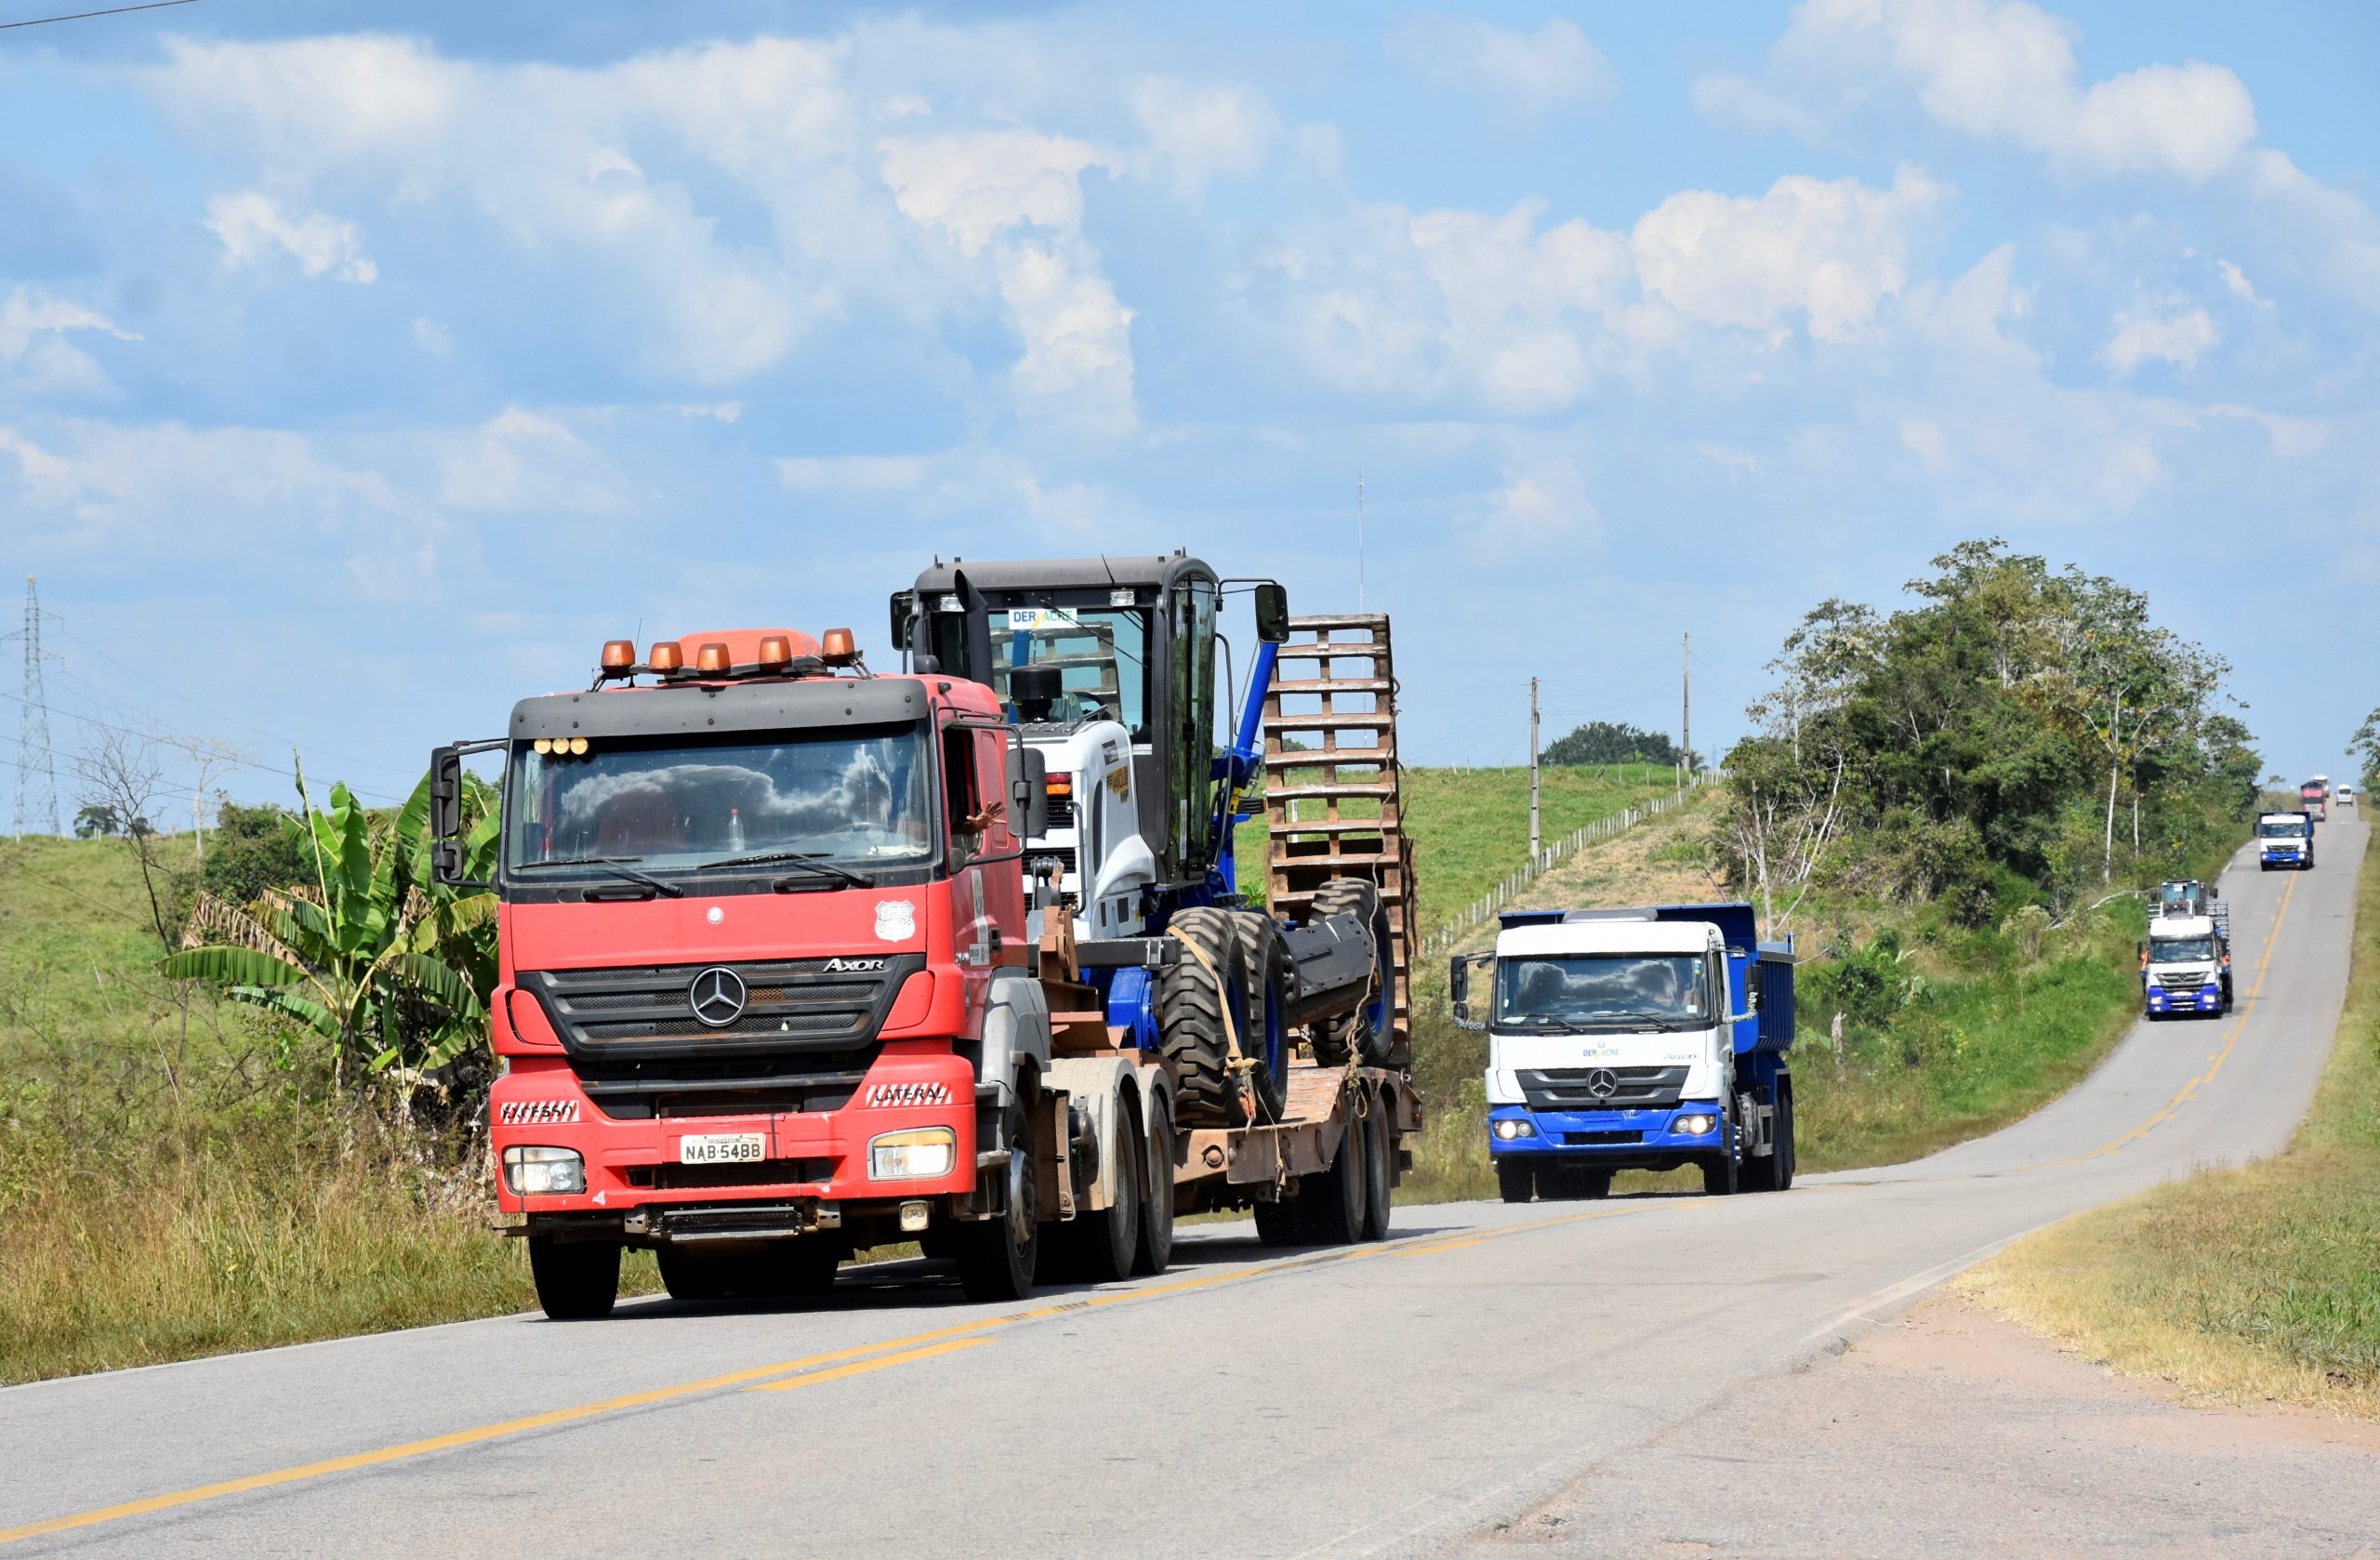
<box><xmin>1227</xmin><ymin>912</ymin><xmax>1292</xmax><ymax>1123</ymax></box>
<box><xmin>528</xmin><ymin>1235</ymin><xmax>620</xmax><ymax>1321</ymax></box>
<box><xmin>1358</xmin><ymin>1095</ymin><xmax>1394</xmax><ymax>1241</ymax></box>
<box><xmin>1497</xmin><ymin>1159</ymin><xmax>1535</xmax><ymax>1204</ymax></box>
<box><xmin>1744</xmin><ymin>1088</ymin><xmax>1794</xmax><ymax>1194</ymax></box>
<box><xmin>1253</xmin><ymin>1196</ymin><xmax>1302</xmax><ymax>1248</ymax></box>
<box><xmin>1305</xmin><ymin>878</ymin><xmax>1395</xmax><ymax>1068</ymax></box>
<box><xmin>957</xmin><ymin>1094</ymin><xmax>1040</xmax><ymax>1302</ymax></box>
<box><xmin>1157</xmin><ymin>907</ymin><xmax>1254</xmax><ymax>1128</ymax></box>
<box><xmin>767</xmin><ymin>1239</ymin><xmax>843</xmax><ymax>1298</ymax></box>
<box><xmin>1298</xmin><ymin>1114</ymin><xmax>1368</xmax><ymax>1246</ymax></box>
<box><xmin>1699</xmin><ymin>1145</ymin><xmax>1739</xmax><ymax>1196</ymax></box>
<box><xmin>1133</xmin><ymin>1097</ymin><xmax>1175</xmax><ymax>1276</ymax></box>
<box><xmin>1072</xmin><ymin>1086</ymin><xmax>1143</xmax><ymax>1285</ymax></box>
<box><xmin>657</xmin><ymin>1245</ymin><xmax>737</xmax><ymax>1302</ymax></box>
<box><xmin>1544</xmin><ymin>1166</ymin><xmax>1612</xmax><ymax>1200</ymax></box>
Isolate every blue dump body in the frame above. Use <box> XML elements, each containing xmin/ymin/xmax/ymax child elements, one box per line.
<box><xmin>1487</xmin><ymin>902</ymin><xmax>1798</xmax><ymax>1187</ymax></box>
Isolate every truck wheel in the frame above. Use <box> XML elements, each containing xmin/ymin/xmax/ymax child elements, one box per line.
<box><xmin>957</xmin><ymin>1096</ymin><xmax>1039</xmax><ymax>1302</ymax></box>
<box><xmin>1544</xmin><ymin>1167</ymin><xmax>1611</xmax><ymax>1200</ymax></box>
<box><xmin>1227</xmin><ymin>912</ymin><xmax>1292</xmax><ymax>1123</ymax></box>
<box><xmin>528</xmin><ymin>1235</ymin><xmax>620</xmax><ymax>1321</ymax></box>
<box><xmin>657</xmin><ymin>1245</ymin><xmax>737</xmax><ymax>1302</ymax></box>
<box><xmin>768</xmin><ymin>1239</ymin><xmax>842</xmax><ymax>1298</ymax></box>
<box><xmin>1298</xmin><ymin>1114</ymin><xmax>1367</xmax><ymax>1245</ymax></box>
<box><xmin>1359</xmin><ymin>1095</ymin><xmax>1394</xmax><ymax>1240</ymax></box>
<box><xmin>1775</xmin><ymin>1089</ymin><xmax>1797</xmax><ymax>1191</ymax></box>
<box><xmin>1075</xmin><ymin>1088</ymin><xmax>1143</xmax><ymax>1285</ymax></box>
<box><xmin>1157</xmin><ymin>907</ymin><xmax>1254</xmax><ymax>1128</ymax></box>
<box><xmin>1132</xmin><ymin>1098</ymin><xmax>1174</xmax><ymax>1276</ymax></box>
<box><xmin>1305</xmin><ymin>878</ymin><xmax>1395</xmax><ymax>1068</ymax></box>
<box><xmin>1699</xmin><ymin>1148</ymin><xmax>1739</xmax><ymax>1196</ymax></box>
<box><xmin>1253</xmin><ymin>1196</ymin><xmax>1302</xmax><ymax>1248</ymax></box>
<box><xmin>1744</xmin><ymin>1090</ymin><xmax>1792</xmax><ymax>1193</ymax></box>
<box><xmin>1497</xmin><ymin>1159</ymin><xmax>1536</xmax><ymax>1204</ymax></box>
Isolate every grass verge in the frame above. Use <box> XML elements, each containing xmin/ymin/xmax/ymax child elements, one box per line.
<box><xmin>1964</xmin><ymin>839</ymin><xmax>2380</xmax><ymax>1417</ymax></box>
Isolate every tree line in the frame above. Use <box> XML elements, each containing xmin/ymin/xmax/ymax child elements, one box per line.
<box><xmin>1720</xmin><ymin>539</ymin><xmax>2259</xmax><ymax>928</ymax></box>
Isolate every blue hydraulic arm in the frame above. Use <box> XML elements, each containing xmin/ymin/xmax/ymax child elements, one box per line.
<box><xmin>1205</xmin><ymin>638</ymin><xmax>1280</xmax><ymax>898</ymax></box>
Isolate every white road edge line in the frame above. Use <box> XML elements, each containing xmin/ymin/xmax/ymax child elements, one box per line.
<box><xmin>1793</xmin><ymin>1217</ymin><xmax>2063</xmax><ymax>1349</ymax></box>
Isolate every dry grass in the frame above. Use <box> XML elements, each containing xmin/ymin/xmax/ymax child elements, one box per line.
<box><xmin>1968</xmin><ymin>838</ymin><xmax>2380</xmax><ymax>1418</ymax></box>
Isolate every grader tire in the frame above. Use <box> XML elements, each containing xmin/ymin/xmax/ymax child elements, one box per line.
<box><xmin>1157</xmin><ymin>907</ymin><xmax>1253</xmax><ymax>1128</ymax></box>
<box><xmin>1227</xmin><ymin>911</ymin><xmax>1292</xmax><ymax>1123</ymax></box>
<box><xmin>1304</xmin><ymin>878</ymin><xmax>1394</xmax><ymax>1068</ymax></box>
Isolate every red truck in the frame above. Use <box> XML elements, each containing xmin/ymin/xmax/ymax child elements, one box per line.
<box><xmin>430</xmin><ymin>596</ymin><xmax>1420</xmax><ymax>1321</ymax></box>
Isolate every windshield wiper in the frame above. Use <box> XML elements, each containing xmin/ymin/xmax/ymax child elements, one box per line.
<box><xmin>514</xmin><ymin>856</ymin><xmax>683</xmax><ymax>897</ymax></box>
<box><xmin>696</xmin><ymin>850</ymin><xmax>872</xmax><ymax>888</ymax></box>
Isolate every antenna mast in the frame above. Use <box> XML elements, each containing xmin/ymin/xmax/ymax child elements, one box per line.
<box><xmin>13</xmin><ymin>575</ymin><xmax>60</xmax><ymax>838</ymax></box>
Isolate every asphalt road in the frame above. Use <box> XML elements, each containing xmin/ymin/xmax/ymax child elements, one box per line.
<box><xmin>2</xmin><ymin>821</ymin><xmax>2365</xmax><ymax>1558</ymax></box>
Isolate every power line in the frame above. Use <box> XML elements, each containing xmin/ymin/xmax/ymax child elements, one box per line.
<box><xmin>0</xmin><ymin>687</ymin><xmax>409</xmax><ymax>806</ymax></box>
<box><xmin>0</xmin><ymin>0</ymin><xmax>197</xmax><ymax>31</ymax></box>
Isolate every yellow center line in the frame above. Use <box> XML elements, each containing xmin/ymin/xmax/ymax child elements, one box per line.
<box><xmin>1</xmin><ymin>1178</ymin><xmax>1698</xmax><ymax>1545</ymax></box>
<box><xmin>746</xmin><ymin>1337</ymin><xmax>990</xmax><ymax>1393</ymax></box>
<box><xmin>2043</xmin><ymin>868</ymin><xmax>2298</xmax><ymax>1170</ymax></box>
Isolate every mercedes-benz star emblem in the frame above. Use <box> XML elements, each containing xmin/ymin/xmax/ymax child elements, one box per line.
<box><xmin>688</xmin><ymin>967</ymin><xmax>747</xmax><ymax>1028</ymax></box>
<box><xmin>1585</xmin><ymin>1068</ymin><xmax>1619</xmax><ymax>1100</ymax></box>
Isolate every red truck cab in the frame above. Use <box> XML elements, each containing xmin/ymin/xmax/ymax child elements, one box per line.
<box><xmin>436</xmin><ymin>628</ymin><xmax>1038</xmax><ymax>1316</ymax></box>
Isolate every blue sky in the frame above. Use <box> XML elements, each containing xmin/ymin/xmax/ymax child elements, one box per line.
<box><xmin>2</xmin><ymin>0</ymin><xmax>2374</xmax><ymax>819</ymax></box>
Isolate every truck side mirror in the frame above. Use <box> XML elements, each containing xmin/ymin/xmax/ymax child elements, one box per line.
<box><xmin>1448</xmin><ymin>954</ymin><xmax>1491</xmax><ymax>1032</ymax></box>
<box><xmin>428</xmin><ymin>745</ymin><xmax>472</xmax><ymax>889</ymax></box>
<box><xmin>1013</xmin><ymin>746</ymin><xmax>1050</xmax><ymax>839</ymax></box>
<box><xmin>1253</xmin><ymin>582</ymin><xmax>1290</xmax><ymax>644</ymax></box>
<box><xmin>888</xmin><ymin>589</ymin><xmax>917</xmax><ymax>657</ymax></box>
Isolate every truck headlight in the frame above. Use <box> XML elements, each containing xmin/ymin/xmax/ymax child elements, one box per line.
<box><xmin>1491</xmin><ymin>1118</ymin><xmax>1535</xmax><ymax>1141</ymax></box>
<box><xmin>1673</xmin><ymin>1114</ymin><xmax>1716</xmax><ymax>1136</ymax></box>
<box><xmin>869</xmin><ymin>1127</ymin><xmax>957</xmax><ymax>1181</ymax></box>
<box><xmin>501</xmin><ymin>1145</ymin><xmax>586</xmax><ymax>1196</ymax></box>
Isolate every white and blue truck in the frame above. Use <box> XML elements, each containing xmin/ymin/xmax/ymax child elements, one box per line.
<box><xmin>1450</xmin><ymin>903</ymin><xmax>1796</xmax><ymax>1200</ymax></box>
<box><xmin>2257</xmin><ymin>809</ymin><xmax>2316</xmax><ymax>871</ymax></box>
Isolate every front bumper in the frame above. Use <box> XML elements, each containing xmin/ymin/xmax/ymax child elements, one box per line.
<box><xmin>489</xmin><ymin>1046</ymin><xmax>979</xmax><ymax>1228</ymax></box>
<box><xmin>1485</xmin><ymin>1100</ymin><xmax>1723</xmax><ymax>1166</ymax></box>
<box><xmin>2261</xmin><ymin>849</ymin><xmax>2306</xmax><ymax>866</ymax></box>
<box><xmin>2146</xmin><ymin>983</ymin><xmax>2223</xmax><ymax>1015</ymax></box>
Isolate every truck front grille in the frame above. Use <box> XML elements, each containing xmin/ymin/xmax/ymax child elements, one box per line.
<box><xmin>1517</xmin><ymin>1065</ymin><xmax>1690</xmax><ymax>1112</ymax></box>
<box><xmin>2155</xmin><ymin>972</ymin><xmax>2212</xmax><ymax>991</ymax></box>
<box><xmin>628</xmin><ymin>1157</ymin><xmax>837</xmax><ymax>1191</ymax></box>
<box><xmin>567</xmin><ymin>1048</ymin><xmax>876</xmax><ymax>1121</ymax></box>
<box><xmin>520</xmin><ymin>955</ymin><xmax>924</xmax><ymax>1062</ymax></box>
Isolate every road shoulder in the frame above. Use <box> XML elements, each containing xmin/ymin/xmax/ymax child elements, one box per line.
<box><xmin>1460</xmin><ymin>1291</ymin><xmax>2380</xmax><ymax>1559</ymax></box>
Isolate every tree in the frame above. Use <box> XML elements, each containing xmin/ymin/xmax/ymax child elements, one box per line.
<box><xmin>73</xmin><ymin>803</ymin><xmax>121</xmax><ymax>838</ymax></box>
<box><xmin>165</xmin><ymin>759</ymin><xmax>499</xmax><ymax>1091</ymax></box>
<box><xmin>1541</xmin><ymin>721</ymin><xmax>1679</xmax><ymax>767</ymax></box>
<box><xmin>73</xmin><ymin>723</ymin><xmax>182</xmax><ymax>952</ymax></box>
<box><xmin>2354</xmin><ymin>708</ymin><xmax>2380</xmax><ymax>793</ymax></box>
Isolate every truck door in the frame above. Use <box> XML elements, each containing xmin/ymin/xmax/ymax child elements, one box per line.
<box><xmin>1166</xmin><ymin>577</ymin><xmax>1218</xmax><ymax>881</ymax></box>
<box><xmin>942</xmin><ymin>721</ymin><xmax>1026</xmax><ymax>1013</ymax></box>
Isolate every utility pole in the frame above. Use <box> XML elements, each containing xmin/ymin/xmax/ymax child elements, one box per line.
<box><xmin>11</xmin><ymin>575</ymin><xmax>60</xmax><ymax>839</ymax></box>
<box><xmin>1528</xmin><ymin>675</ymin><xmax>1541</xmax><ymax>861</ymax></box>
<box><xmin>1356</xmin><ymin>470</ymin><xmax>1366</xmax><ymax>613</ymax></box>
<box><xmin>1680</xmin><ymin>631</ymin><xmax>1692</xmax><ymax>798</ymax></box>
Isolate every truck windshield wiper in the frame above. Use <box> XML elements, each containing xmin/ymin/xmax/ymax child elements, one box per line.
<box><xmin>514</xmin><ymin>856</ymin><xmax>683</xmax><ymax>897</ymax></box>
<box><xmin>695</xmin><ymin>850</ymin><xmax>872</xmax><ymax>888</ymax></box>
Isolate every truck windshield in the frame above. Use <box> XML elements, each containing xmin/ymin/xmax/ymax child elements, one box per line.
<box><xmin>989</xmin><ymin>606</ymin><xmax>1149</xmax><ymax>736</ymax></box>
<box><xmin>505</xmin><ymin>722</ymin><xmax>934</xmax><ymax>879</ymax></box>
<box><xmin>2259</xmin><ymin>819</ymin><xmax>2307</xmax><ymax>838</ymax></box>
<box><xmin>1494</xmin><ymin>954</ymin><xmax>1710</xmax><ymax>1028</ymax></box>
<box><xmin>2149</xmin><ymin>936</ymin><xmax>2215</xmax><ymax>962</ymax></box>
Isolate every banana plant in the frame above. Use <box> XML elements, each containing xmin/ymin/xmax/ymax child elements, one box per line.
<box><xmin>165</xmin><ymin>756</ymin><xmax>501</xmax><ymax>1087</ymax></box>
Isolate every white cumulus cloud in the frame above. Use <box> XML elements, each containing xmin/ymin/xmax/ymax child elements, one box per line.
<box><xmin>1133</xmin><ymin>79</ymin><xmax>1276</xmax><ymax>196</ymax></box>
<box><xmin>2104</xmin><ymin>304</ymin><xmax>2218</xmax><ymax>376</ymax></box>
<box><xmin>1386</xmin><ymin>14</ymin><xmax>1617</xmax><ymax>120</ymax></box>
<box><xmin>1697</xmin><ymin>0</ymin><xmax>2255</xmax><ymax>182</ymax></box>
<box><xmin>1631</xmin><ymin>165</ymin><xmax>1947</xmax><ymax>342</ymax></box>
<box><xmin>205</xmin><ymin>192</ymin><xmax>378</xmax><ymax>283</ymax></box>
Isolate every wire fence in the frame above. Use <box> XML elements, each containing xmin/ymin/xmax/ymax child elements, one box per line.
<box><xmin>1417</xmin><ymin>772</ymin><xmax>1714</xmax><ymax>959</ymax></box>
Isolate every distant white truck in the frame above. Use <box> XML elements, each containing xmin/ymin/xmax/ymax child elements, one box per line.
<box><xmin>2257</xmin><ymin>810</ymin><xmax>2316</xmax><ymax>871</ymax></box>
<box><xmin>2140</xmin><ymin>912</ymin><xmax>2231</xmax><ymax>1021</ymax></box>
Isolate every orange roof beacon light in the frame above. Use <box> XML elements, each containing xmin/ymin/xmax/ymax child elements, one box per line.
<box><xmin>601</xmin><ymin>639</ymin><xmax>636</xmax><ymax>672</ymax></box>
<box><xmin>820</xmin><ymin>627</ymin><xmax>858</xmax><ymax>666</ymax></box>
<box><xmin>647</xmin><ymin>641</ymin><xmax>684</xmax><ymax>672</ymax></box>
<box><xmin>696</xmin><ymin>641</ymin><xmax>732</xmax><ymax>675</ymax></box>
<box><xmin>756</xmin><ymin>633</ymin><xmax>794</xmax><ymax>668</ymax></box>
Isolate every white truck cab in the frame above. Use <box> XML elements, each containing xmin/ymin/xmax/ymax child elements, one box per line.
<box><xmin>1453</xmin><ymin>903</ymin><xmax>1796</xmax><ymax>1200</ymax></box>
<box><xmin>2257</xmin><ymin>811</ymin><xmax>2315</xmax><ymax>871</ymax></box>
<box><xmin>2141</xmin><ymin>912</ymin><xmax>2230</xmax><ymax>1020</ymax></box>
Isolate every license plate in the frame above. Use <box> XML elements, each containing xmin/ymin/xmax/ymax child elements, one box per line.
<box><xmin>679</xmin><ymin>1132</ymin><xmax>765</xmax><ymax>1165</ymax></box>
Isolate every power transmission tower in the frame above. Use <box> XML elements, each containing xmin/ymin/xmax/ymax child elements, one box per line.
<box><xmin>11</xmin><ymin>575</ymin><xmax>60</xmax><ymax>838</ymax></box>
<box><xmin>1680</xmin><ymin>631</ymin><xmax>1692</xmax><ymax>798</ymax></box>
<box><xmin>1528</xmin><ymin>675</ymin><xmax>1541</xmax><ymax>861</ymax></box>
